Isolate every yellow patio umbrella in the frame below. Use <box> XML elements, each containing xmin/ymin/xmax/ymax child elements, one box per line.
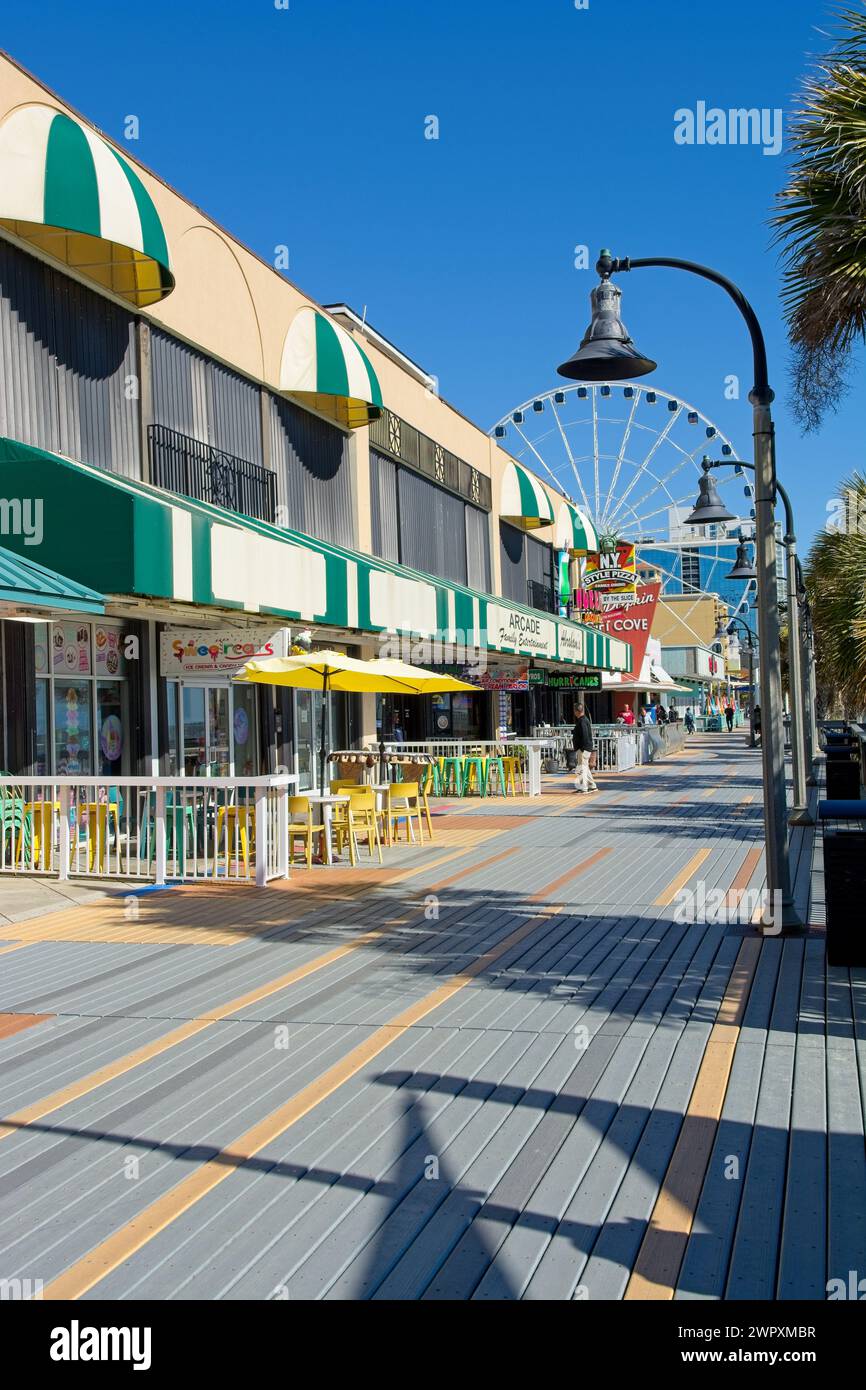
<box><xmin>236</xmin><ymin>649</ymin><xmax>475</xmax><ymax>792</ymax></box>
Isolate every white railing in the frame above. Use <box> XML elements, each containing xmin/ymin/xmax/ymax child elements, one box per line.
<box><xmin>0</xmin><ymin>774</ymin><xmax>297</xmax><ymax>887</ymax></box>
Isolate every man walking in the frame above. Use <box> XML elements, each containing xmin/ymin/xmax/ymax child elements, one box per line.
<box><xmin>572</xmin><ymin>703</ymin><xmax>597</xmax><ymax>793</ymax></box>
<box><xmin>725</xmin><ymin>701</ymin><xmax>735</xmax><ymax>732</ymax></box>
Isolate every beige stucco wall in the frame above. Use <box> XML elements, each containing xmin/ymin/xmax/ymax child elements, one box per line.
<box><xmin>0</xmin><ymin>52</ymin><xmax>569</xmax><ymax>578</ymax></box>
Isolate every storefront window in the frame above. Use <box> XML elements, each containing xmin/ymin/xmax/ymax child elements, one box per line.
<box><xmin>232</xmin><ymin>683</ymin><xmax>258</xmax><ymax>777</ymax></box>
<box><xmin>54</xmin><ymin>679</ymin><xmax>92</xmax><ymax>775</ymax></box>
<box><xmin>209</xmin><ymin>687</ymin><xmax>230</xmax><ymax>775</ymax></box>
<box><xmin>96</xmin><ymin>681</ymin><xmax>128</xmax><ymax>775</ymax></box>
<box><xmin>182</xmin><ymin>686</ymin><xmax>207</xmax><ymax>775</ymax></box>
<box><xmin>31</xmin><ymin>621</ymin><xmax>130</xmax><ymax>776</ymax></box>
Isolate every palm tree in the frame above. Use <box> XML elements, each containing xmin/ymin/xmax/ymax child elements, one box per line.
<box><xmin>773</xmin><ymin>5</ymin><xmax>866</xmax><ymax>431</ymax></box>
<box><xmin>806</xmin><ymin>472</ymin><xmax>866</xmax><ymax>714</ymax></box>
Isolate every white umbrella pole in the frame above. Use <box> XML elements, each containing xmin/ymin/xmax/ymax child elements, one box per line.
<box><xmin>319</xmin><ymin>670</ymin><xmax>330</xmax><ymax>797</ymax></box>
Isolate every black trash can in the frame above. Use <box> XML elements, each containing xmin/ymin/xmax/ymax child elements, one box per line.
<box><xmin>826</xmin><ymin>758</ymin><xmax>861</xmax><ymax>800</ymax></box>
<box><xmin>824</xmin><ymin>829</ymin><xmax>866</xmax><ymax>965</ymax></box>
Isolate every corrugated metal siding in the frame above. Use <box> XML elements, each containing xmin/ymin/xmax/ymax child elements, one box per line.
<box><xmin>465</xmin><ymin>504</ymin><xmax>491</xmax><ymax>593</ymax></box>
<box><xmin>499</xmin><ymin>521</ymin><xmax>526</xmax><ymax>603</ymax></box>
<box><xmin>370</xmin><ymin>449</ymin><xmax>399</xmax><ymax>562</ymax></box>
<box><xmin>268</xmin><ymin>394</ymin><xmax>354</xmax><ymax>546</ymax></box>
<box><xmin>0</xmin><ymin>237</ymin><xmax>139</xmax><ymax>476</ymax></box>
<box><xmin>397</xmin><ymin>467</ymin><xmax>467</xmax><ymax>586</ymax></box>
<box><xmin>526</xmin><ymin>532</ymin><xmax>552</xmax><ymax>588</ymax></box>
<box><xmin>150</xmin><ymin>329</ymin><xmax>262</xmax><ymax>465</ymax></box>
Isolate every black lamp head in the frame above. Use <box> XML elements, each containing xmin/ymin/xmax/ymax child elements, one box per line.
<box><xmin>557</xmin><ymin>256</ymin><xmax>656</xmax><ymax>382</ymax></box>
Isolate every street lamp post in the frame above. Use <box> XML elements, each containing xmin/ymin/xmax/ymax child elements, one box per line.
<box><xmin>693</xmin><ymin>457</ymin><xmax>812</xmax><ymax>825</ymax></box>
<box><xmin>558</xmin><ymin>251</ymin><xmax>802</xmax><ymax>932</ymax></box>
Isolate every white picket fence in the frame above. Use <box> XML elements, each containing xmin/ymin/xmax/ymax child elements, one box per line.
<box><xmin>0</xmin><ymin>774</ymin><xmax>297</xmax><ymax>887</ymax></box>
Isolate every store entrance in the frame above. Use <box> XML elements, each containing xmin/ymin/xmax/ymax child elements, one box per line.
<box><xmin>167</xmin><ymin>681</ymin><xmax>260</xmax><ymax>777</ymax></box>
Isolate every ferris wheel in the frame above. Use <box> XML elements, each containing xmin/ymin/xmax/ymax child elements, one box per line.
<box><xmin>489</xmin><ymin>381</ymin><xmax>758</xmax><ymax>628</ymax></box>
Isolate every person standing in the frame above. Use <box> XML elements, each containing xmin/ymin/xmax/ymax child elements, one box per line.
<box><xmin>684</xmin><ymin>708</ymin><xmax>695</xmax><ymax>734</ymax></box>
<box><xmin>655</xmin><ymin>703</ymin><xmax>668</xmax><ymax>725</ymax></box>
<box><xmin>572</xmin><ymin>703</ymin><xmax>597</xmax><ymax>793</ymax></box>
<box><xmin>725</xmin><ymin>701</ymin><xmax>735</xmax><ymax>732</ymax></box>
<box><xmin>752</xmin><ymin>704</ymin><xmax>761</xmax><ymax>746</ymax></box>
<box><xmin>620</xmin><ymin>704</ymin><xmax>635</xmax><ymax>726</ymax></box>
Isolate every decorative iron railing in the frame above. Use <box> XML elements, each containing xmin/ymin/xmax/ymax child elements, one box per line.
<box><xmin>148</xmin><ymin>424</ymin><xmax>277</xmax><ymax>524</ymax></box>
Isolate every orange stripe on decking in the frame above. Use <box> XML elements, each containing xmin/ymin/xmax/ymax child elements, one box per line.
<box><xmin>43</xmin><ymin>894</ymin><xmax>567</xmax><ymax>1300</ymax></box>
<box><xmin>528</xmin><ymin>848</ymin><xmax>613</xmax><ymax>902</ymax></box>
<box><xmin>653</xmin><ymin>849</ymin><xmax>712</xmax><ymax>907</ymax></box>
<box><xmin>0</xmin><ymin>1013</ymin><xmax>53</xmax><ymax>1040</ymax></box>
<box><xmin>0</xmin><ymin>845</ymin><xmax>518</xmax><ymax>1144</ymax></box>
<box><xmin>624</xmin><ymin>936</ymin><xmax>761</xmax><ymax>1300</ymax></box>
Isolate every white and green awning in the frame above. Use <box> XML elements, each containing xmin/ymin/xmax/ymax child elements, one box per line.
<box><xmin>500</xmin><ymin>461</ymin><xmax>555</xmax><ymax>531</ymax></box>
<box><xmin>556</xmin><ymin>500</ymin><xmax>598</xmax><ymax>556</ymax></box>
<box><xmin>0</xmin><ymin>438</ymin><xmax>632</xmax><ymax>675</ymax></box>
<box><xmin>279</xmin><ymin>307</ymin><xmax>383</xmax><ymax>430</ymax></box>
<box><xmin>0</xmin><ymin>103</ymin><xmax>173</xmax><ymax>307</ymax></box>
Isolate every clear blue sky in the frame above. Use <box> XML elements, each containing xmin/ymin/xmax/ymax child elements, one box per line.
<box><xmin>4</xmin><ymin>0</ymin><xmax>860</xmax><ymax>547</ymax></box>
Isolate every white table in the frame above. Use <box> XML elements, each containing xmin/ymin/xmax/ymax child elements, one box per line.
<box><xmin>304</xmin><ymin>792</ymin><xmax>350</xmax><ymax>866</ymax></box>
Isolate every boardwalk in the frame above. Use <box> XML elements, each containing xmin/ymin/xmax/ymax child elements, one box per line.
<box><xmin>0</xmin><ymin>734</ymin><xmax>860</xmax><ymax>1301</ymax></box>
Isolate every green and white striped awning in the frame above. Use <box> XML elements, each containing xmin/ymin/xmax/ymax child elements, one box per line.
<box><xmin>500</xmin><ymin>461</ymin><xmax>554</xmax><ymax>531</ymax></box>
<box><xmin>0</xmin><ymin>438</ymin><xmax>633</xmax><ymax>675</ymax></box>
<box><xmin>0</xmin><ymin>103</ymin><xmax>173</xmax><ymax>307</ymax></box>
<box><xmin>556</xmin><ymin>500</ymin><xmax>598</xmax><ymax>556</ymax></box>
<box><xmin>279</xmin><ymin>307</ymin><xmax>383</xmax><ymax>430</ymax></box>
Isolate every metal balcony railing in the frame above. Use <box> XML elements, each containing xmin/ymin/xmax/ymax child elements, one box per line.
<box><xmin>527</xmin><ymin>579</ymin><xmax>557</xmax><ymax>614</ymax></box>
<box><xmin>147</xmin><ymin>424</ymin><xmax>277</xmax><ymax>524</ymax></box>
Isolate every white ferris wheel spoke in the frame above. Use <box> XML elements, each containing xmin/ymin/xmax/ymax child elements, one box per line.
<box><xmin>548</xmin><ymin>394</ymin><xmax>594</xmax><ymax>516</ymax></box>
<box><xmin>591</xmin><ymin>387</ymin><xmax>601</xmax><ymax>524</ymax></box>
<box><xmin>605</xmin><ymin>404</ymin><xmax>684</xmax><ymax>530</ymax></box>
<box><xmin>600</xmin><ymin>387</ymin><xmax>640</xmax><ymax>529</ymax></box>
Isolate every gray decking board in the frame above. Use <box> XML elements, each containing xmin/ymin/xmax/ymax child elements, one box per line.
<box><xmin>513</xmin><ymin>1024</ymin><xmax>692</xmax><ymax>1300</ymax></box>
<box><xmin>428</xmin><ymin>1032</ymin><xmax>651</xmax><ymax>1300</ymax></box>
<box><xmin>365</xmin><ymin>1032</ymin><xmax>624</xmax><ymax>1301</ymax></box>
<box><xmin>674</xmin><ymin>1039</ymin><xmax>766</xmax><ymax>1300</ymax></box>
<box><xmin>576</xmin><ymin>1018</ymin><xmax>714</xmax><ymax>1300</ymax></box>
<box><xmin>90</xmin><ymin>1021</ymin><xmax>520</xmax><ymax>1299</ymax></box>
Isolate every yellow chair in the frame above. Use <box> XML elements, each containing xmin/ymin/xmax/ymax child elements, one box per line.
<box><xmin>415</xmin><ymin>767</ymin><xmax>435</xmax><ymax>839</ymax></box>
<box><xmin>342</xmin><ymin>786</ymin><xmax>382</xmax><ymax>863</ymax></box>
<box><xmin>288</xmin><ymin>795</ymin><xmax>334</xmax><ymax>868</ymax></box>
<box><xmin>388</xmin><ymin>781</ymin><xmax>424</xmax><ymax>844</ymax></box>
<box><xmin>216</xmin><ymin>805</ymin><xmax>255</xmax><ymax>874</ymax></box>
<box><xmin>330</xmin><ymin>777</ymin><xmax>363</xmax><ymax>793</ymax></box>
<box><xmin>500</xmin><ymin>755</ymin><xmax>524</xmax><ymax>797</ymax></box>
<box><xmin>84</xmin><ymin>802</ymin><xmax>121</xmax><ymax>873</ymax></box>
<box><xmin>16</xmin><ymin>800</ymin><xmax>60</xmax><ymax>871</ymax></box>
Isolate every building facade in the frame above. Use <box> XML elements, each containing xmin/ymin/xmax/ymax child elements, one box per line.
<box><xmin>0</xmin><ymin>54</ymin><xmax>631</xmax><ymax>787</ymax></box>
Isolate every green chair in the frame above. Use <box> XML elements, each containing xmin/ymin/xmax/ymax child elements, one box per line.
<box><xmin>1</xmin><ymin>777</ymin><xmax>28</xmax><ymax>864</ymax></box>
<box><xmin>486</xmin><ymin>754</ymin><xmax>507</xmax><ymax>797</ymax></box>
<box><xmin>462</xmin><ymin>755</ymin><xmax>489</xmax><ymax>797</ymax></box>
<box><xmin>440</xmin><ymin>756</ymin><xmax>465</xmax><ymax>796</ymax></box>
<box><xmin>139</xmin><ymin>795</ymin><xmax>196</xmax><ymax>866</ymax></box>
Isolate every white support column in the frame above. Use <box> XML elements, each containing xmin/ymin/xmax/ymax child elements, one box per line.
<box><xmin>255</xmin><ymin>785</ymin><xmax>268</xmax><ymax>887</ymax></box>
<box><xmin>154</xmin><ymin>784</ymin><xmax>167</xmax><ymax>888</ymax></box>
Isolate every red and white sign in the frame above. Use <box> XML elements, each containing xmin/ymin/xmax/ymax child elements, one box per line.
<box><xmin>598</xmin><ymin>582</ymin><xmax>661</xmax><ymax>674</ymax></box>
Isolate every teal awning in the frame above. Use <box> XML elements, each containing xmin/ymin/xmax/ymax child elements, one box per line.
<box><xmin>0</xmin><ymin>543</ymin><xmax>104</xmax><ymax>614</ymax></box>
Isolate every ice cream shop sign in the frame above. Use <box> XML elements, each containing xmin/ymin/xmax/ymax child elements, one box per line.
<box><xmin>159</xmin><ymin>628</ymin><xmax>290</xmax><ymax>678</ymax></box>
